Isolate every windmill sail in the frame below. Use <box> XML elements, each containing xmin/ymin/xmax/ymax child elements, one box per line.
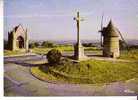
<box><xmin>116</xmin><ymin>28</ymin><xmax>129</xmax><ymax>50</ymax></box>
<box><xmin>101</xmin><ymin>14</ymin><xmax>104</xmax><ymax>30</ymax></box>
<box><xmin>100</xmin><ymin>14</ymin><xmax>104</xmax><ymax>47</ymax></box>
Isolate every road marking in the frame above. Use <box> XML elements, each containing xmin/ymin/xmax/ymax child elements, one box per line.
<box><xmin>124</xmin><ymin>89</ymin><xmax>135</xmax><ymax>94</ymax></box>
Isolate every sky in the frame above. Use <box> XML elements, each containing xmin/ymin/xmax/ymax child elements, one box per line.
<box><xmin>4</xmin><ymin>0</ymin><xmax>138</xmax><ymax>41</ymax></box>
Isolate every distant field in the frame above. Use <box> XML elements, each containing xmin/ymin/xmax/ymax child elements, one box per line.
<box><xmin>4</xmin><ymin>46</ymin><xmax>138</xmax><ymax>61</ymax></box>
<box><xmin>4</xmin><ymin>45</ymin><xmax>100</xmax><ymax>56</ymax></box>
<box><xmin>31</xmin><ymin>45</ymin><xmax>100</xmax><ymax>55</ymax></box>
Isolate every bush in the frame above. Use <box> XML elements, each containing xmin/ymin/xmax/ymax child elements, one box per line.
<box><xmin>129</xmin><ymin>45</ymin><xmax>138</xmax><ymax>49</ymax></box>
<box><xmin>29</xmin><ymin>43</ymin><xmax>35</xmax><ymax>48</ymax></box>
<box><xmin>34</xmin><ymin>42</ymin><xmax>40</xmax><ymax>47</ymax></box>
<box><xmin>47</xmin><ymin>49</ymin><xmax>62</xmax><ymax>65</ymax></box>
<box><xmin>29</xmin><ymin>42</ymin><xmax>40</xmax><ymax>48</ymax></box>
<box><xmin>82</xmin><ymin>43</ymin><xmax>96</xmax><ymax>47</ymax></box>
<box><xmin>41</xmin><ymin>41</ymin><xmax>54</xmax><ymax>48</ymax></box>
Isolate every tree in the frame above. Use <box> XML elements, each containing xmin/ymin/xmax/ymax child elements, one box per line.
<box><xmin>29</xmin><ymin>42</ymin><xmax>40</xmax><ymax>48</ymax></box>
<box><xmin>47</xmin><ymin>49</ymin><xmax>62</xmax><ymax>65</ymax></box>
<box><xmin>41</xmin><ymin>41</ymin><xmax>54</xmax><ymax>48</ymax></box>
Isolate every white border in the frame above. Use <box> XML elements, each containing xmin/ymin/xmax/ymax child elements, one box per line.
<box><xmin>1</xmin><ymin>0</ymin><xmax>137</xmax><ymax>100</ymax></box>
<box><xmin>0</xmin><ymin>0</ymin><xmax>4</xmax><ymax>97</ymax></box>
<box><xmin>2</xmin><ymin>97</ymin><xmax>138</xmax><ymax>100</ymax></box>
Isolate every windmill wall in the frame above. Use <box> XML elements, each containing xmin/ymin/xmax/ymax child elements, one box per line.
<box><xmin>102</xmin><ymin>20</ymin><xmax>120</xmax><ymax>58</ymax></box>
<box><xmin>103</xmin><ymin>36</ymin><xmax>120</xmax><ymax>58</ymax></box>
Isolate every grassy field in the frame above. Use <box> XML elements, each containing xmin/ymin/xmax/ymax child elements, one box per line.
<box><xmin>4</xmin><ymin>45</ymin><xmax>100</xmax><ymax>56</ymax></box>
<box><xmin>4</xmin><ymin>46</ymin><xmax>138</xmax><ymax>62</ymax></box>
<box><xmin>31</xmin><ymin>46</ymin><xmax>100</xmax><ymax>54</ymax></box>
<box><xmin>31</xmin><ymin>59</ymin><xmax>138</xmax><ymax>84</ymax></box>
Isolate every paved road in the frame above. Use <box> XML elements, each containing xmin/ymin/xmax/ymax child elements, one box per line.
<box><xmin>4</xmin><ymin>53</ymin><xmax>138</xmax><ymax>96</ymax></box>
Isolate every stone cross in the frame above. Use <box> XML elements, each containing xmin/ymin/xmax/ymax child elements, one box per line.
<box><xmin>74</xmin><ymin>12</ymin><xmax>84</xmax><ymax>44</ymax></box>
<box><xmin>73</xmin><ymin>12</ymin><xmax>86</xmax><ymax>60</ymax></box>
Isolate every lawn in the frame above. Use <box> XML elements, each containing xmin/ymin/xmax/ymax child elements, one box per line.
<box><xmin>31</xmin><ymin>59</ymin><xmax>138</xmax><ymax>84</ymax></box>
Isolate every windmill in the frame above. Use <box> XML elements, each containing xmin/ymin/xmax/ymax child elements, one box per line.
<box><xmin>98</xmin><ymin>14</ymin><xmax>129</xmax><ymax>51</ymax></box>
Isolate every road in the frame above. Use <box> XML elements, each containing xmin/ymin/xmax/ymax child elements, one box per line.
<box><xmin>4</xmin><ymin>53</ymin><xmax>138</xmax><ymax>96</ymax></box>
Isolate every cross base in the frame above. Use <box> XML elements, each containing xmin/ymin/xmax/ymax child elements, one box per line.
<box><xmin>74</xmin><ymin>42</ymin><xmax>88</xmax><ymax>61</ymax></box>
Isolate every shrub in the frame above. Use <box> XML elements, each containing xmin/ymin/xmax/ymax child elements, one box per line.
<box><xmin>29</xmin><ymin>42</ymin><xmax>40</xmax><ymax>48</ymax></box>
<box><xmin>82</xmin><ymin>43</ymin><xmax>96</xmax><ymax>47</ymax></box>
<box><xmin>129</xmin><ymin>45</ymin><xmax>138</xmax><ymax>49</ymax></box>
<box><xmin>34</xmin><ymin>42</ymin><xmax>40</xmax><ymax>47</ymax></box>
<box><xmin>47</xmin><ymin>49</ymin><xmax>62</xmax><ymax>65</ymax></box>
<box><xmin>29</xmin><ymin>43</ymin><xmax>35</xmax><ymax>48</ymax></box>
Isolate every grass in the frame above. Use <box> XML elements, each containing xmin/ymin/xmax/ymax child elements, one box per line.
<box><xmin>31</xmin><ymin>59</ymin><xmax>138</xmax><ymax>84</ymax></box>
<box><xmin>31</xmin><ymin>47</ymin><xmax>52</xmax><ymax>55</ymax></box>
<box><xmin>31</xmin><ymin>67</ymin><xmax>58</xmax><ymax>82</ymax></box>
<box><xmin>4</xmin><ymin>50</ymin><xmax>25</xmax><ymax>56</ymax></box>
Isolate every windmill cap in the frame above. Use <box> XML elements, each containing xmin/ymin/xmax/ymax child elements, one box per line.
<box><xmin>105</xmin><ymin>20</ymin><xmax>119</xmax><ymax>37</ymax></box>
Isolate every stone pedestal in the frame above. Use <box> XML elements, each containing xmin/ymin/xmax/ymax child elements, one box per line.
<box><xmin>74</xmin><ymin>42</ymin><xmax>87</xmax><ymax>60</ymax></box>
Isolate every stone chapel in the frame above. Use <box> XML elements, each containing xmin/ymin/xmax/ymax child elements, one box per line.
<box><xmin>7</xmin><ymin>24</ymin><xmax>29</xmax><ymax>51</ymax></box>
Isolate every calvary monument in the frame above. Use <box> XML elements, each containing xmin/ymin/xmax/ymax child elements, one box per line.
<box><xmin>74</xmin><ymin>12</ymin><xmax>87</xmax><ymax>60</ymax></box>
<box><xmin>7</xmin><ymin>24</ymin><xmax>29</xmax><ymax>51</ymax></box>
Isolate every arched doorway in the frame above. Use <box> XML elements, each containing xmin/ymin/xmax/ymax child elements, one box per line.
<box><xmin>16</xmin><ymin>36</ymin><xmax>24</xmax><ymax>48</ymax></box>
